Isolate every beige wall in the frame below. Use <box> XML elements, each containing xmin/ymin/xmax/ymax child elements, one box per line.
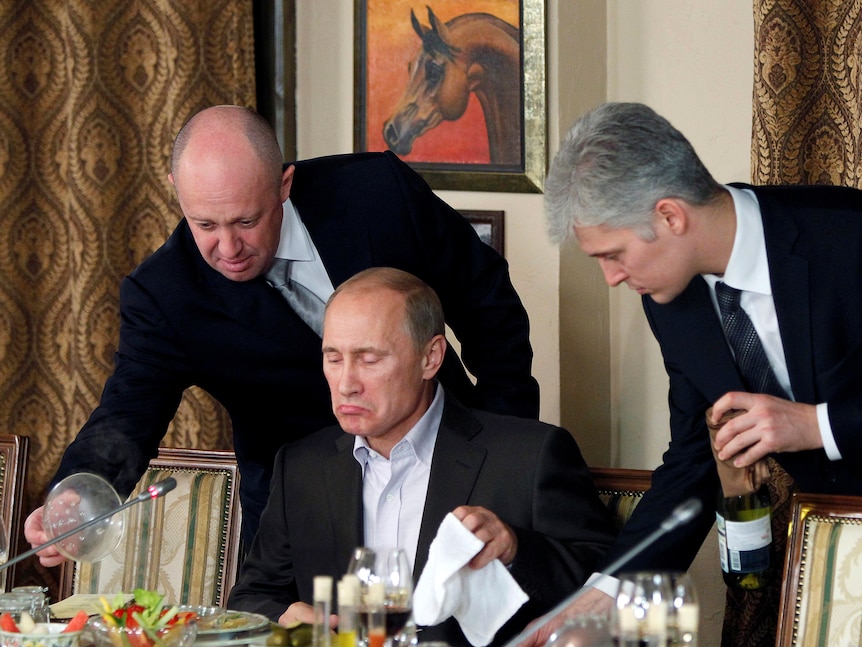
<box><xmin>294</xmin><ymin>0</ymin><xmax>753</xmax><ymax>468</ymax></box>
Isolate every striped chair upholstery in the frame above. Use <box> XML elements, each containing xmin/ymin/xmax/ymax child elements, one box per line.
<box><xmin>66</xmin><ymin>447</ymin><xmax>242</xmax><ymax>607</ymax></box>
<box><xmin>589</xmin><ymin>467</ymin><xmax>653</xmax><ymax>531</ymax></box>
<box><xmin>0</xmin><ymin>434</ymin><xmax>29</xmax><ymax>592</ymax></box>
<box><xmin>777</xmin><ymin>492</ymin><xmax>862</xmax><ymax>647</ymax></box>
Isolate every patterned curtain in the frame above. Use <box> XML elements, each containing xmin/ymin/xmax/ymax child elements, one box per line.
<box><xmin>0</xmin><ymin>0</ymin><xmax>256</xmax><ymax>594</ymax></box>
<box><xmin>727</xmin><ymin>1</ymin><xmax>862</xmax><ymax>644</ymax></box>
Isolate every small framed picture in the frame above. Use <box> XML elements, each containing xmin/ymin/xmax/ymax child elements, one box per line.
<box><xmin>460</xmin><ymin>209</ymin><xmax>504</xmax><ymax>255</ymax></box>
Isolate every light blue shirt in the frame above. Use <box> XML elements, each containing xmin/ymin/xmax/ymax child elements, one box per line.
<box><xmin>273</xmin><ymin>199</ymin><xmax>334</xmax><ymax>301</ymax></box>
<box><xmin>352</xmin><ymin>384</ymin><xmax>444</xmax><ymax>571</ymax></box>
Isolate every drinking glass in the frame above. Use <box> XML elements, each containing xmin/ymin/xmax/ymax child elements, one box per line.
<box><xmin>375</xmin><ymin>548</ymin><xmax>413</xmax><ymax>645</ymax></box>
<box><xmin>613</xmin><ymin>571</ymin><xmax>672</xmax><ymax>646</ymax></box>
<box><xmin>42</xmin><ymin>472</ymin><xmax>126</xmax><ymax>562</ymax></box>
<box><xmin>667</xmin><ymin>572</ymin><xmax>699</xmax><ymax>646</ymax></box>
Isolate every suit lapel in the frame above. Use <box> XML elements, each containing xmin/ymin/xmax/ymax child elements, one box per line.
<box><xmin>760</xmin><ymin>197</ymin><xmax>815</xmax><ymax>403</ymax></box>
<box><xmin>646</xmin><ymin>278</ymin><xmax>746</xmax><ymax>402</ymax></box>
<box><xmin>414</xmin><ymin>396</ymin><xmax>486</xmax><ymax>580</ymax></box>
<box><xmin>322</xmin><ymin>434</ymin><xmax>365</xmax><ymax>570</ymax></box>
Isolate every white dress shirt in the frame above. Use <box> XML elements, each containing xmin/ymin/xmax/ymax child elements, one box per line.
<box><xmin>352</xmin><ymin>384</ymin><xmax>444</xmax><ymax>571</ymax></box>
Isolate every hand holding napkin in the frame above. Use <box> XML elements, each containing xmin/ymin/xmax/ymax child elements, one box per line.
<box><xmin>413</xmin><ymin>512</ymin><xmax>528</xmax><ymax>647</ymax></box>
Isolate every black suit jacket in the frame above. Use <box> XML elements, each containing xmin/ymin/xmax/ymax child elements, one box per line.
<box><xmin>227</xmin><ymin>393</ymin><xmax>616</xmax><ymax>646</ymax></box>
<box><xmin>53</xmin><ymin>151</ymin><xmax>539</xmax><ymax>541</ymax></box>
<box><xmin>601</xmin><ymin>184</ymin><xmax>862</xmax><ymax>572</ymax></box>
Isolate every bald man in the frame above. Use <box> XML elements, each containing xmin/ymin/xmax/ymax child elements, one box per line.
<box><xmin>24</xmin><ymin>106</ymin><xmax>538</xmax><ymax>563</ymax></box>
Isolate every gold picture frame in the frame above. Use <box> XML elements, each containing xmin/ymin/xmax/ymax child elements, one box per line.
<box><xmin>354</xmin><ymin>0</ymin><xmax>546</xmax><ymax>193</ymax></box>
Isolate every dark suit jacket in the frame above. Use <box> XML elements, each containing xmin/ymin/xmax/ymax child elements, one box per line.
<box><xmin>601</xmin><ymin>183</ymin><xmax>862</xmax><ymax>572</ymax></box>
<box><xmin>53</xmin><ymin>151</ymin><xmax>539</xmax><ymax>542</ymax></box>
<box><xmin>228</xmin><ymin>392</ymin><xmax>616</xmax><ymax>647</ymax></box>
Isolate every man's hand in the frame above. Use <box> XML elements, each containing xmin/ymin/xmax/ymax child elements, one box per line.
<box><xmin>452</xmin><ymin>505</ymin><xmax>518</xmax><ymax>569</ymax></box>
<box><xmin>711</xmin><ymin>392</ymin><xmax>820</xmax><ymax>467</ymax></box>
<box><xmin>518</xmin><ymin>588</ymin><xmax>614</xmax><ymax>647</ymax></box>
<box><xmin>278</xmin><ymin>602</ymin><xmax>337</xmax><ymax>629</ymax></box>
<box><xmin>23</xmin><ymin>506</ymin><xmax>67</xmax><ymax>568</ymax></box>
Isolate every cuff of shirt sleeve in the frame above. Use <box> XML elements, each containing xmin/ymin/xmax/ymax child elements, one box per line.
<box><xmin>818</xmin><ymin>402</ymin><xmax>842</xmax><ymax>461</ymax></box>
<box><xmin>585</xmin><ymin>571</ymin><xmax>620</xmax><ymax>599</ymax></box>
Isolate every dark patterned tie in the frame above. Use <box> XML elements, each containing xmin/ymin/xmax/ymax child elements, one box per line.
<box><xmin>715</xmin><ymin>281</ymin><xmax>786</xmax><ymax>398</ymax></box>
<box><xmin>265</xmin><ymin>258</ymin><xmax>325</xmax><ymax>337</ymax></box>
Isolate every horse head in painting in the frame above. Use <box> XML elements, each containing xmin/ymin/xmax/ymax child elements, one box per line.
<box><xmin>383</xmin><ymin>5</ymin><xmax>521</xmax><ymax>165</ymax></box>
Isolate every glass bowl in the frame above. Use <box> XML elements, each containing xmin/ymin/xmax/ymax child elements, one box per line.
<box><xmin>86</xmin><ymin>615</ymin><xmax>197</xmax><ymax>647</ymax></box>
<box><xmin>0</xmin><ymin>623</ymin><xmax>84</xmax><ymax>647</ymax></box>
<box><xmin>42</xmin><ymin>472</ymin><xmax>126</xmax><ymax>562</ymax></box>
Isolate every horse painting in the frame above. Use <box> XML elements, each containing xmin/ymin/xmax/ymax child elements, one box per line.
<box><xmin>382</xmin><ymin>6</ymin><xmax>521</xmax><ymax>166</ymax></box>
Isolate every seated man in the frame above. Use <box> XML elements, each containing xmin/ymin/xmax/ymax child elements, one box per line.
<box><xmin>227</xmin><ymin>267</ymin><xmax>615</xmax><ymax>646</ymax></box>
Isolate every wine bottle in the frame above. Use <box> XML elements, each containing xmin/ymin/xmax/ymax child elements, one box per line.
<box><xmin>715</xmin><ymin>486</ymin><xmax>774</xmax><ymax>590</ymax></box>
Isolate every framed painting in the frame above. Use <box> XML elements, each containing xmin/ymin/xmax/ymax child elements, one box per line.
<box><xmin>354</xmin><ymin>0</ymin><xmax>546</xmax><ymax>193</ymax></box>
<box><xmin>460</xmin><ymin>209</ymin><xmax>504</xmax><ymax>255</ymax></box>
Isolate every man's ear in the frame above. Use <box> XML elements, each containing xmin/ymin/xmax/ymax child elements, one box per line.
<box><xmin>422</xmin><ymin>334</ymin><xmax>447</xmax><ymax>380</ymax></box>
<box><xmin>281</xmin><ymin>165</ymin><xmax>295</xmax><ymax>202</ymax></box>
<box><xmin>654</xmin><ymin>198</ymin><xmax>689</xmax><ymax>235</ymax></box>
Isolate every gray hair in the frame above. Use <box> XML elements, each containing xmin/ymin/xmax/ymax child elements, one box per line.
<box><xmin>545</xmin><ymin>102</ymin><xmax>724</xmax><ymax>244</ymax></box>
<box><xmin>327</xmin><ymin>267</ymin><xmax>445</xmax><ymax>350</ymax></box>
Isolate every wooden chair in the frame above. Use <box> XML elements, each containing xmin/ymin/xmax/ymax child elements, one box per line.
<box><xmin>589</xmin><ymin>466</ymin><xmax>653</xmax><ymax>530</ymax></box>
<box><xmin>776</xmin><ymin>492</ymin><xmax>862</xmax><ymax>646</ymax></box>
<box><xmin>0</xmin><ymin>434</ymin><xmax>29</xmax><ymax>592</ymax></box>
<box><xmin>60</xmin><ymin>447</ymin><xmax>242</xmax><ymax>607</ymax></box>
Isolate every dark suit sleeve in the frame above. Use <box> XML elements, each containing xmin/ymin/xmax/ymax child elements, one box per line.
<box><xmin>227</xmin><ymin>446</ymin><xmax>301</xmax><ymax>620</ymax></box>
<box><xmin>505</xmin><ymin>426</ymin><xmax>617</xmax><ymax>612</ymax></box>
<box><xmin>52</xmin><ymin>275</ymin><xmax>191</xmax><ymax>496</ymax></box>
<box><xmin>596</xmin><ymin>303</ymin><xmax>719</xmax><ymax>573</ymax></box>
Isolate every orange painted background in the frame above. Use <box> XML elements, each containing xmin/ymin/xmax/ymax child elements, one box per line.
<box><xmin>362</xmin><ymin>0</ymin><xmax>520</xmax><ymax>165</ymax></box>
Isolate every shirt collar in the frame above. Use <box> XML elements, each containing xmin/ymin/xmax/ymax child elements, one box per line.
<box><xmin>274</xmin><ymin>199</ymin><xmax>315</xmax><ymax>262</ymax></box>
<box><xmin>702</xmin><ymin>185</ymin><xmax>771</xmax><ymax>296</ymax></box>
<box><xmin>352</xmin><ymin>383</ymin><xmax>444</xmax><ymax>467</ymax></box>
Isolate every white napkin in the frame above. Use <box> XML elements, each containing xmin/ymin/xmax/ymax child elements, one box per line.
<box><xmin>413</xmin><ymin>513</ymin><xmax>529</xmax><ymax>646</ymax></box>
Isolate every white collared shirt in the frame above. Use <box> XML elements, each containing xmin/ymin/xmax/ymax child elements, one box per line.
<box><xmin>701</xmin><ymin>186</ymin><xmax>838</xmax><ymax>459</ymax></box>
<box><xmin>273</xmin><ymin>199</ymin><xmax>334</xmax><ymax>301</ymax></box>
<box><xmin>352</xmin><ymin>385</ymin><xmax>444</xmax><ymax>571</ymax></box>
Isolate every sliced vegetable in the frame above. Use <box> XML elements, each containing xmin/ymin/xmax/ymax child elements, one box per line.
<box><xmin>63</xmin><ymin>610</ymin><xmax>90</xmax><ymax>633</ymax></box>
<box><xmin>0</xmin><ymin>612</ymin><xmax>20</xmax><ymax>633</ymax></box>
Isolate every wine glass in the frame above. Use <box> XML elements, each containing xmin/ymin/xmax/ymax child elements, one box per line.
<box><xmin>0</xmin><ymin>514</ymin><xmax>8</xmax><ymax>566</ymax></box>
<box><xmin>612</xmin><ymin>571</ymin><xmax>672</xmax><ymax>646</ymax></box>
<box><xmin>375</xmin><ymin>548</ymin><xmax>413</xmax><ymax>647</ymax></box>
<box><xmin>667</xmin><ymin>572</ymin><xmax>699</xmax><ymax>646</ymax></box>
<box><xmin>42</xmin><ymin>472</ymin><xmax>126</xmax><ymax>562</ymax></box>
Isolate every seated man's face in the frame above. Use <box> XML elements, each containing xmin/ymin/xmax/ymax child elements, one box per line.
<box><xmin>321</xmin><ymin>287</ymin><xmax>436</xmax><ymax>453</ymax></box>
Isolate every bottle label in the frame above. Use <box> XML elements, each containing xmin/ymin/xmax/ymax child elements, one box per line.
<box><xmin>716</xmin><ymin>512</ymin><xmax>771</xmax><ymax>573</ymax></box>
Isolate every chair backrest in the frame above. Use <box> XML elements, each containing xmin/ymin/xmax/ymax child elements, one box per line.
<box><xmin>63</xmin><ymin>447</ymin><xmax>242</xmax><ymax>607</ymax></box>
<box><xmin>776</xmin><ymin>492</ymin><xmax>862</xmax><ymax>647</ymax></box>
<box><xmin>589</xmin><ymin>466</ymin><xmax>653</xmax><ymax>531</ymax></box>
<box><xmin>0</xmin><ymin>434</ymin><xmax>29</xmax><ymax>592</ymax></box>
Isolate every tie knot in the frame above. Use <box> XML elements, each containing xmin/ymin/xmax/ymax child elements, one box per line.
<box><xmin>715</xmin><ymin>281</ymin><xmax>741</xmax><ymax>317</ymax></box>
<box><xmin>265</xmin><ymin>258</ymin><xmax>289</xmax><ymax>287</ymax></box>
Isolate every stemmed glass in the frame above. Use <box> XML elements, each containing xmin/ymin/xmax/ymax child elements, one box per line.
<box><xmin>0</xmin><ymin>514</ymin><xmax>8</xmax><ymax>592</ymax></box>
<box><xmin>613</xmin><ymin>571</ymin><xmax>672</xmax><ymax>646</ymax></box>
<box><xmin>346</xmin><ymin>547</ymin><xmax>414</xmax><ymax>647</ymax></box>
<box><xmin>375</xmin><ymin>548</ymin><xmax>413</xmax><ymax>645</ymax></box>
<box><xmin>667</xmin><ymin>572</ymin><xmax>699</xmax><ymax>646</ymax></box>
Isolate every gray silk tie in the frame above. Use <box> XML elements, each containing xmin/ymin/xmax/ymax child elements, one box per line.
<box><xmin>265</xmin><ymin>258</ymin><xmax>325</xmax><ymax>337</ymax></box>
<box><xmin>715</xmin><ymin>281</ymin><xmax>786</xmax><ymax>398</ymax></box>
